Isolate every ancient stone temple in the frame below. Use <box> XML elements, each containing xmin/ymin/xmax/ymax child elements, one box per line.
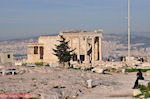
<box><xmin>27</xmin><ymin>30</ymin><xmax>103</xmax><ymax>66</ymax></box>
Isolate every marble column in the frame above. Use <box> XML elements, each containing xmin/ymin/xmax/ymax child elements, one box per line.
<box><xmin>95</xmin><ymin>38</ymin><xmax>99</xmax><ymax>60</ymax></box>
<box><xmin>99</xmin><ymin>37</ymin><xmax>102</xmax><ymax>61</ymax></box>
<box><xmin>38</xmin><ymin>46</ymin><xmax>40</xmax><ymax>54</ymax></box>
<box><xmin>70</xmin><ymin>37</ymin><xmax>73</xmax><ymax>62</ymax></box>
<box><xmin>92</xmin><ymin>37</ymin><xmax>95</xmax><ymax>64</ymax></box>
<box><xmin>84</xmin><ymin>36</ymin><xmax>87</xmax><ymax>62</ymax></box>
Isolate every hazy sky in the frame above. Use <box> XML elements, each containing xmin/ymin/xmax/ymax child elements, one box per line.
<box><xmin>0</xmin><ymin>0</ymin><xmax>150</xmax><ymax>40</ymax></box>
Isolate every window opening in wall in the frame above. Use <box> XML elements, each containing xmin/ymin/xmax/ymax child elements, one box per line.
<box><xmin>34</xmin><ymin>46</ymin><xmax>38</xmax><ymax>54</ymax></box>
<box><xmin>73</xmin><ymin>54</ymin><xmax>77</xmax><ymax>61</ymax></box>
<box><xmin>8</xmin><ymin>54</ymin><xmax>10</xmax><ymax>58</ymax></box>
<box><xmin>40</xmin><ymin>46</ymin><xmax>44</xmax><ymax>59</ymax></box>
<box><xmin>80</xmin><ymin>55</ymin><xmax>85</xmax><ymax>62</ymax></box>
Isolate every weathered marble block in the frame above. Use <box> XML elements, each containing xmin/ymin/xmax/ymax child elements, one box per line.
<box><xmin>87</xmin><ymin>79</ymin><xmax>93</xmax><ymax>88</ymax></box>
<box><xmin>139</xmin><ymin>80</ymin><xmax>150</xmax><ymax>87</ymax></box>
<box><xmin>92</xmin><ymin>67</ymin><xmax>104</xmax><ymax>74</ymax></box>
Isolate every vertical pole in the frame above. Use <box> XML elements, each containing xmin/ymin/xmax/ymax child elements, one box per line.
<box><xmin>128</xmin><ymin>0</ymin><xmax>131</xmax><ymax>60</ymax></box>
<box><xmin>78</xmin><ymin>37</ymin><xmax>80</xmax><ymax>60</ymax></box>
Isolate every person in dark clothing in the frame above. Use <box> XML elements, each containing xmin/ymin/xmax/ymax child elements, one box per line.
<box><xmin>68</xmin><ymin>61</ymin><xmax>71</xmax><ymax>68</ymax></box>
<box><xmin>132</xmin><ymin>69</ymin><xmax>144</xmax><ymax>89</ymax></box>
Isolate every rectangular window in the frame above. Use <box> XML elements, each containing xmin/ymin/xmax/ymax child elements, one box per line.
<box><xmin>40</xmin><ymin>46</ymin><xmax>44</xmax><ymax>59</ymax></box>
<box><xmin>34</xmin><ymin>46</ymin><xmax>38</xmax><ymax>54</ymax></box>
<box><xmin>80</xmin><ymin>55</ymin><xmax>85</xmax><ymax>61</ymax></box>
<box><xmin>8</xmin><ymin>54</ymin><xmax>10</xmax><ymax>58</ymax></box>
<box><xmin>73</xmin><ymin>54</ymin><xmax>77</xmax><ymax>61</ymax></box>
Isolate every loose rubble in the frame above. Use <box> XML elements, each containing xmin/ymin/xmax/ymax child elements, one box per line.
<box><xmin>1</xmin><ymin>60</ymin><xmax>150</xmax><ymax>99</ymax></box>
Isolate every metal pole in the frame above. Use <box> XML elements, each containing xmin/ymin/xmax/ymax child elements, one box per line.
<box><xmin>128</xmin><ymin>0</ymin><xmax>130</xmax><ymax>60</ymax></box>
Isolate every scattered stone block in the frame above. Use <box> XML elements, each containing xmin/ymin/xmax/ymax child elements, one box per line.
<box><xmin>139</xmin><ymin>95</ymin><xmax>145</xmax><ymax>98</ymax></box>
<box><xmin>87</xmin><ymin>79</ymin><xmax>93</xmax><ymax>88</ymax></box>
<box><xmin>92</xmin><ymin>67</ymin><xmax>104</xmax><ymax>74</ymax></box>
<box><xmin>39</xmin><ymin>94</ymin><xmax>45</xmax><ymax>99</ymax></box>
<box><xmin>139</xmin><ymin>80</ymin><xmax>150</xmax><ymax>87</ymax></box>
<box><xmin>18</xmin><ymin>69</ymin><xmax>26</xmax><ymax>75</ymax></box>
<box><xmin>80</xmin><ymin>67</ymin><xmax>86</xmax><ymax>70</ymax></box>
<box><xmin>133</xmin><ymin>89</ymin><xmax>142</xmax><ymax>96</ymax></box>
<box><xmin>26</xmin><ymin>64</ymin><xmax>36</xmax><ymax>67</ymax></box>
<box><xmin>72</xmin><ymin>96</ymin><xmax>76</xmax><ymax>98</ymax></box>
<box><xmin>145</xmin><ymin>71</ymin><xmax>150</xmax><ymax>76</ymax></box>
<box><xmin>51</xmin><ymin>63</ymin><xmax>59</xmax><ymax>67</ymax></box>
<box><xmin>11</xmin><ymin>71</ymin><xmax>15</xmax><ymax>75</ymax></box>
<box><xmin>2</xmin><ymin>69</ymin><xmax>5</xmax><ymax>76</ymax></box>
<box><xmin>122</xmin><ymin>69</ymin><xmax>126</xmax><ymax>74</ymax></box>
<box><xmin>15</xmin><ymin>62</ymin><xmax>22</xmax><ymax>66</ymax></box>
<box><xmin>142</xmin><ymin>62</ymin><xmax>150</xmax><ymax>67</ymax></box>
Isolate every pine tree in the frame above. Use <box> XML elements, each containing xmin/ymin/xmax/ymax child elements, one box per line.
<box><xmin>53</xmin><ymin>35</ymin><xmax>75</xmax><ymax>67</ymax></box>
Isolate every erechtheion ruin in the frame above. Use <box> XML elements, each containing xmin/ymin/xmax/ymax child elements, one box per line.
<box><xmin>27</xmin><ymin>30</ymin><xmax>103</xmax><ymax>66</ymax></box>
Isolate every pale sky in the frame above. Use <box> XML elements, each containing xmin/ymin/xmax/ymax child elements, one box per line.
<box><xmin>0</xmin><ymin>0</ymin><xmax>150</xmax><ymax>40</ymax></box>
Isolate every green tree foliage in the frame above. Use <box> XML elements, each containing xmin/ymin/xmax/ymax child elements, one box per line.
<box><xmin>53</xmin><ymin>35</ymin><xmax>75</xmax><ymax>66</ymax></box>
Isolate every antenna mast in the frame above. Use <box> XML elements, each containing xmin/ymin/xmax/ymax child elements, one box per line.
<box><xmin>128</xmin><ymin>0</ymin><xmax>131</xmax><ymax>59</ymax></box>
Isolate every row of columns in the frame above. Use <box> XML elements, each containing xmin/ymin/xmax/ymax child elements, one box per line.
<box><xmin>70</xmin><ymin>36</ymin><xmax>102</xmax><ymax>64</ymax></box>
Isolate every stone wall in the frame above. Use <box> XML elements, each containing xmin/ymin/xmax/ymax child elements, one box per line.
<box><xmin>0</xmin><ymin>52</ymin><xmax>14</xmax><ymax>64</ymax></box>
<box><xmin>27</xmin><ymin>43</ymin><xmax>44</xmax><ymax>63</ymax></box>
<box><xmin>38</xmin><ymin>36</ymin><xmax>58</xmax><ymax>64</ymax></box>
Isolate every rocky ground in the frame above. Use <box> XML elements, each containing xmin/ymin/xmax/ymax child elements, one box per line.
<box><xmin>0</xmin><ymin>65</ymin><xmax>150</xmax><ymax>99</ymax></box>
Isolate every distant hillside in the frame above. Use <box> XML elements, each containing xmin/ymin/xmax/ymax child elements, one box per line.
<box><xmin>102</xmin><ymin>33</ymin><xmax>150</xmax><ymax>58</ymax></box>
<box><xmin>104</xmin><ymin>33</ymin><xmax>150</xmax><ymax>48</ymax></box>
<box><xmin>0</xmin><ymin>33</ymin><xmax>58</xmax><ymax>42</ymax></box>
